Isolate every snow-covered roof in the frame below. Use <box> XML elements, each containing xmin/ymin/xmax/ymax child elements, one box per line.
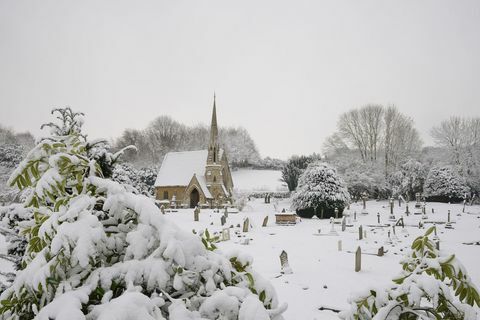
<box><xmin>196</xmin><ymin>175</ymin><xmax>213</xmax><ymax>198</ymax></box>
<box><xmin>155</xmin><ymin>150</ymin><xmax>208</xmax><ymax>187</ymax></box>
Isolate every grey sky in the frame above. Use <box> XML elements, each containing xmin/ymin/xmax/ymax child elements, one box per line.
<box><xmin>1</xmin><ymin>0</ymin><xmax>479</xmax><ymax>160</ymax></box>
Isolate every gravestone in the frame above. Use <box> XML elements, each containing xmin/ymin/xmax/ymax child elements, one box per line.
<box><xmin>405</xmin><ymin>202</ymin><xmax>410</xmax><ymax>216</ymax></box>
<box><xmin>221</xmin><ymin>228</ymin><xmax>230</xmax><ymax>241</ymax></box>
<box><xmin>355</xmin><ymin>247</ymin><xmax>361</xmax><ymax>272</ymax></box>
<box><xmin>160</xmin><ymin>205</ymin><xmax>165</xmax><ymax>215</ymax></box>
<box><xmin>221</xmin><ymin>215</ymin><xmax>226</xmax><ymax>226</ymax></box>
<box><xmin>335</xmin><ymin>207</ymin><xmax>339</xmax><ymax>219</ymax></box>
<box><xmin>194</xmin><ymin>207</ymin><xmax>200</xmax><ymax>221</ymax></box>
<box><xmin>377</xmin><ymin>213</ymin><xmax>381</xmax><ymax>225</ymax></box>
<box><xmin>390</xmin><ymin>197</ymin><xmax>394</xmax><ymax>215</ymax></box>
<box><xmin>395</xmin><ymin>217</ymin><xmax>404</xmax><ymax>228</ymax></box>
<box><xmin>280</xmin><ymin>250</ymin><xmax>292</xmax><ymax>274</ymax></box>
<box><xmin>341</xmin><ymin>217</ymin><xmax>346</xmax><ymax>232</ymax></box>
<box><xmin>338</xmin><ymin>240</ymin><xmax>342</xmax><ymax>251</ymax></box>
<box><xmin>262</xmin><ymin>216</ymin><xmax>269</xmax><ymax>227</ymax></box>
<box><xmin>359</xmin><ymin>225</ymin><xmax>363</xmax><ymax>240</ymax></box>
<box><xmin>361</xmin><ymin>192</ymin><xmax>368</xmax><ymax>215</ymax></box>
<box><xmin>243</xmin><ymin>218</ymin><xmax>249</xmax><ymax>232</ymax></box>
<box><xmin>329</xmin><ymin>217</ymin><xmax>338</xmax><ymax>236</ymax></box>
<box><xmin>353</xmin><ymin>211</ymin><xmax>357</xmax><ymax>222</ymax></box>
<box><xmin>377</xmin><ymin>246</ymin><xmax>384</xmax><ymax>257</ymax></box>
<box><xmin>224</xmin><ymin>207</ymin><xmax>228</xmax><ymax>217</ymax></box>
<box><xmin>448</xmin><ymin>210</ymin><xmax>451</xmax><ymax>223</ymax></box>
<box><xmin>364</xmin><ymin>230</ymin><xmax>367</xmax><ymax>239</ymax></box>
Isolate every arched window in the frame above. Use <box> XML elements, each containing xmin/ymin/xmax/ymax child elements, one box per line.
<box><xmin>163</xmin><ymin>191</ymin><xmax>169</xmax><ymax>200</ymax></box>
<box><xmin>213</xmin><ymin>176</ymin><xmax>217</xmax><ymax>182</ymax></box>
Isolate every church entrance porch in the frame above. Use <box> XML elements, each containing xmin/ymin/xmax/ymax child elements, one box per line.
<box><xmin>190</xmin><ymin>188</ymin><xmax>200</xmax><ymax>208</ymax></box>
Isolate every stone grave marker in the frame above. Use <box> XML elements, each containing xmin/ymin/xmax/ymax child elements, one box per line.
<box><xmin>280</xmin><ymin>250</ymin><xmax>292</xmax><ymax>274</ymax></box>
<box><xmin>354</xmin><ymin>211</ymin><xmax>357</xmax><ymax>222</ymax></box>
<box><xmin>160</xmin><ymin>205</ymin><xmax>165</xmax><ymax>215</ymax></box>
<box><xmin>262</xmin><ymin>215</ymin><xmax>269</xmax><ymax>227</ymax></box>
<box><xmin>377</xmin><ymin>246</ymin><xmax>384</xmax><ymax>257</ymax></box>
<box><xmin>405</xmin><ymin>202</ymin><xmax>410</xmax><ymax>216</ymax></box>
<box><xmin>243</xmin><ymin>218</ymin><xmax>249</xmax><ymax>232</ymax></box>
<box><xmin>390</xmin><ymin>197</ymin><xmax>394</xmax><ymax>215</ymax></box>
<box><xmin>377</xmin><ymin>212</ymin><xmax>381</xmax><ymax>224</ymax></box>
<box><xmin>355</xmin><ymin>247</ymin><xmax>361</xmax><ymax>272</ymax></box>
<box><xmin>335</xmin><ymin>207</ymin><xmax>339</xmax><ymax>219</ymax></box>
<box><xmin>359</xmin><ymin>225</ymin><xmax>363</xmax><ymax>240</ymax></box>
<box><xmin>221</xmin><ymin>215</ymin><xmax>226</xmax><ymax>226</ymax></box>
<box><xmin>222</xmin><ymin>228</ymin><xmax>230</xmax><ymax>241</ymax></box>
<box><xmin>341</xmin><ymin>217</ymin><xmax>346</xmax><ymax>232</ymax></box>
<box><xmin>224</xmin><ymin>206</ymin><xmax>228</xmax><ymax>218</ymax></box>
<box><xmin>329</xmin><ymin>217</ymin><xmax>339</xmax><ymax>236</ymax></box>
<box><xmin>194</xmin><ymin>207</ymin><xmax>200</xmax><ymax>221</ymax></box>
<box><xmin>338</xmin><ymin>240</ymin><xmax>342</xmax><ymax>251</ymax></box>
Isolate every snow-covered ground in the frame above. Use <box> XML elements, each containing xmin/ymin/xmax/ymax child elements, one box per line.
<box><xmin>161</xmin><ymin>199</ymin><xmax>480</xmax><ymax>319</ymax></box>
<box><xmin>1</xmin><ymin>198</ymin><xmax>479</xmax><ymax>319</ymax></box>
<box><xmin>232</xmin><ymin>169</ymin><xmax>288</xmax><ymax>193</ymax></box>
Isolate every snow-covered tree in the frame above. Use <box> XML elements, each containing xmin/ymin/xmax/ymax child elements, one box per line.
<box><xmin>292</xmin><ymin>162</ymin><xmax>350</xmax><ymax>219</ymax></box>
<box><xmin>281</xmin><ymin>154</ymin><xmax>321</xmax><ymax>192</ymax></box>
<box><xmin>424</xmin><ymin>166</ymin><xmax>469</xmax><ymax>202</ymax></box>
<box><xmin>112</xmin><ymin>163</ymin><xmax>157</xmax><ymax>196</ymax></box>
<box><xmin>0</xmin><ymin>107</ymin><xmax>285</xmax><ymax>320</ymax></box>
<box><xmin>388</xmin><ymin>158</ymin><xmax>428</xmax><ymax>200</ymax></box>
<box><xmin>341</xmin><ymin>227</ymin><xmax>480</xmax><ymax>319</ymax></box>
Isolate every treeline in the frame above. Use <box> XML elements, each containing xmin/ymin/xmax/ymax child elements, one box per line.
<box><xmin>114</xmin><ymin>115</ymin><xmax>284</xmax><ymax>169</ymax></box>
<box><xmin>283</xmin><ymin>104</ymin><xmax>480</xmax><ymax>202</ymax></box>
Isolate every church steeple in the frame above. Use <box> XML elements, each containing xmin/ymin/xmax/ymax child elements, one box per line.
<box><xmin>208</xmin><ymin>93</ymin><xmax>219</xmax><ymax>164</ymax></box>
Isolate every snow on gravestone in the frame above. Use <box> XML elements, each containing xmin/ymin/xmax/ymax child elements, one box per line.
<box><xmin>262</xmin><ymin>216</ymin><xmax>268</xmax><ymax>227</ymax></box>
<box><xmin>220</xmin><ymin>215</ymin><xmax>226</xmax><ymax>226</ymax></box>
<box><xmin>355</xmin><ymin>247</ymin><xmax>361</xmax><ymax>272</ymax></box>
<box><xmin>243</xmin><ymin>218</ymin><xmax>249</xmax><ymax>233</ymax></box>
<box><xmin>279</xmin><ymin>250</ymin><xmax>292</xmax><ymax>274</ymax></box>
<box><xmin>221</xmin><ymin>228</ymin><xmax>230</xmax><ymax>241</ymax></box>
<box><xmin>194</xmin><ymin>207</ymin><xmax>200</xmax><ymax>221</ymax></box>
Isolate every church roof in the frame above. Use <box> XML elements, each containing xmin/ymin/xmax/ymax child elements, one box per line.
<box><xmin>154</xmin><ymin>150</ymin><xmax>208</xmax><ymax>187</ymax></box>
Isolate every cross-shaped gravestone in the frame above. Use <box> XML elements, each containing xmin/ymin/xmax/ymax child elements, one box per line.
<box><xmin>262</xmin><ymin>216</ymin><xmax>269</xmax><ymax>227</ymax></box>
<box><xmin>355</xmin><ymin>247</ymin><xmax>361</xmax><ymax>272</ymax></box>
<box><xmin>243</xmin><ymin>218</ymin><xmax>249</xmax><ymax>233</ymax></box>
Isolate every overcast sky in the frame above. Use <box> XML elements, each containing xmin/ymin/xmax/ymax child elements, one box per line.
<box><xmin>1</xmin><ymin>0</ymin><xmax>479</xmax><ymax>159</ymax></box>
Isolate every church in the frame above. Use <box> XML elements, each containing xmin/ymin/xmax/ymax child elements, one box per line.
<box><xmin>154</xmin><ymin>96</ymin><xmax>234</xmax><ymax>208</ymax></box>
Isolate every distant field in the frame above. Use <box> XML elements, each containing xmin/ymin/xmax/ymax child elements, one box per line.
<box><xmin>231</xmin><ymin>169</ymin><xmax>288</xmax><ymax>193</ymax></box>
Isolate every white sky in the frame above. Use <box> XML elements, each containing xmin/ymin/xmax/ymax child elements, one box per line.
<box><xmin>1</xmin><ymin>0</ymin><xmax>479</xmax><ymax>159</ymax></box>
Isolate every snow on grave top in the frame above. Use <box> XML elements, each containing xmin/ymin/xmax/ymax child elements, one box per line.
<box><xmin>232</xmin><ymin>169</ymin><xmax>288</xmax><ymax>193</ymax></box>
<box><xmin>154</xmin><ymin>150</ymin><xmax>208</xmax><ymax>187</ymax></box>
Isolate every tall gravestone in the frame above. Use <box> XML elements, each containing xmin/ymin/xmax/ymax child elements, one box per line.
<box><xmin>194</xmin><ymin>207</ymin><xmax>200</xmax><ymax>221</ymax></box>
<box><xmin>262</xmin><ymin>216</ymin><xmax>269</xmax><ymax>227</ymax></box>
<box><xmin>355</xmin><ymin>247</ymin><xmax>361</xmax><ymax>272</ymax></box>
<box><xmin>243</xmin><ymin>218</ymin><xmax>250</xmax><ymax>232</ymax></box>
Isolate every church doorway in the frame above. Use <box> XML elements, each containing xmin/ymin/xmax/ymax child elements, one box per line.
<box><xmin>190</xmin><ymin>188</ymin><xmax>200</xmax><ymax>208</ymax></box>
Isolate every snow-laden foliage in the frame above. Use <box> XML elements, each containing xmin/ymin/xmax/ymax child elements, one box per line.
<box><xmin>388</xmin><ymin>159</ymin><xmax>428</xmax><ymax>199</ymax></box>
<box><xmin>0</xmin><ymin>145</ymin><xmax>25</xmax><ymax>204</ymax></box>
<box><xmin>112</xmin><ymin>163</ymin><xmax>157</xmax><ymax>196</ymax></box>
<box><xmin>281</xmin><ymin>154</ymin><xmax>321</xmax><ymax>192</ymax></box>
<box><xmin>292</xmin><ymin>162</ymin><xmax>350</xmax><ymax>216</ymax></box>
<box><xmin>0</xmin><ymin>108</ymin><xmax>285</xmax><ymax>320</ymax></box>
<box><xmin>341</xmin><ymin>226</ymin><xmax>480</xmax><ymax>320</ymax></box>
<box><xmin>423</xmin><ymin>166</ymin><xmax>469</xmax><ymax>202</ymax></box>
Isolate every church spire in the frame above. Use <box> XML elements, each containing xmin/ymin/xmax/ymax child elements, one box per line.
<box><xmin>209</xmin><ymin>93</ymin><xmax>218</xmax><ymax>148</ymax></box>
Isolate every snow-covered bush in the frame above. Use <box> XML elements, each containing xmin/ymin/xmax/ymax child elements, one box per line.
<box><xmin>0</xmin><ymin>204</ymin><xmax>32</xmax><ymax>270</ymax></box>
<box><xmin>112</xmin><ymin>163</ymin><xmax>157</xmax><ymax>196</ymax></box>
<box><xmin>341</xmin><ymin>226</ymin><xmax>480</xmax><ymax>319</ymax></box>
<box><xmin>388</xmin><ymin>158</ymin><xmax>428</xmax><ymax>199</ymax></box>
<box><xmin>292</xmin><ymin>162</ymin><xmax>350</xmax><ymax>219</ymax></box>
<box><xmin>424</xmin><ymin>166</ymin><xmax>469</xmax><ymax>202</ymax></box>
<box><xmin>0</xmin><ymin>107</ymin><xmax>285</xmax><ymax>320</ymax></box>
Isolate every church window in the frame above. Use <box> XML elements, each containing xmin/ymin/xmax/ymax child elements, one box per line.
<box><xmin>163</xmin><ymin>191</ymin><xmax>169</xmax><ymax>200</ymax></box>
<box><xmin>213</xmin><ymin>176</ymin><xmax>217</xmax><ymax>182</ymax></box>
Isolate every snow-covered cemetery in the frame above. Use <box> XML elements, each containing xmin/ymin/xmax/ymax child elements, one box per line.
<box><xmin>1</xmin><ymin>1</ymin><xmax>480</xmax><ymax>320</ymax></box>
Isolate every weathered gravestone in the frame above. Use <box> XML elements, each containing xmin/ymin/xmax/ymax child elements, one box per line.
<box><xmin>160</xmin><ymin>205</ymin><xmax>165</xmax><ymax>215</ymax></box>
<box><xmin>341</xmin><ymin>217</ymin><xmax>346</xmax><ymax>232</ymax></box>
<box><xmin>377</xmin><ymin>246</ymin><xmax>384</xmax><ymax>257</ymax></box>
<box><xmin>220</xmin><ymin>215</ymin><xmax>226</xmax><ymax>226</ymax></box>
<box><xmin>221</xmin><ymin>228</ymin><xmax>230</xmax><ymax>241</ymax></box>
<box><xmin>262</xmin><ymin>216</ymin><xmax>269</xmax><ymax>227</ymax></box>
<box><xmin>338</xmin><ymin>240</ymin><xmax>342</xmax><ymax>251</ymax></box>
<box><xmin>243</xmin><ymin>218</ymin><xmax>249</xmax><ymax>232</ymax></box>
<box><xmin>194</xmin><ymin>207</ymin><xmax>200</xmax><ymax>221</ymax></box>
<box><xmin>280</xmin><ymin>250</ymin><xmax>292</xmax><ymax>274</ymax></box>
<box><xmin>359</xmin><ymin>225</ymin><xmax>363</xmax><ymax>240</ymax></box>
<box><xmin>355</xmin><ymin>247</ymin><xmax>361</xmax><ymax>272</ymax></box>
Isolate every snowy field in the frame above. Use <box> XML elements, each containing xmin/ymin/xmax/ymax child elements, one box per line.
<box><xmin>0</xmin><ymin>198</ymin><xmax>479</xmax><ymax>319</ymax></box>
<box><xmin>161</xmin><ymin>199</ymin><xmax>480</xmax><ymax>319</ymax></box>
<box><xmin>231</xmin><ymin>169</ymin><xmax>288</xmax><ymax>193</ymax></box>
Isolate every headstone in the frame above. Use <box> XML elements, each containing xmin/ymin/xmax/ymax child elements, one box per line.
<box><xmin>341</xmin><ymin>217</ymin><xmax>346</xmax><ymax>232</ymax></box>
<box><xmin>377</xmin><ymin>212</ymin><xmax>381</xmax><ymax>224</ymax></box>
<box><xmin>353</xmin><ymin>211</ymin><xmax>357</xmax><ymax>222</ymax></box>
<box><xmin>398</xmin><ymin>197</ymin><xmax>401</xmax><ymax>207</ymax></box>
<box><xmin>243</xmin><ymin>218</ymin><xmax>249</xmax><ymax>232</ymax></box>
<box><xmin>448</xmin><ymin>210</ymin><xmax>451</xmax><ymax>223</ymax></box>
<box><xmin>395</xmin><ymin>217</ymin><xmax>405</xmax><ymax>228</ymax></box>
<box><xmin>355</xmin><ymin>247</ymin><xmax>361</xmax><ymax>272</ymax></box>
<box><xmin>435</xmin><ymin>240</ymin><xmax>440</xmax><ymax>250</ymax></box>
<box><xmin>329</xmin><ymin>217</ymin><xmax>338</xmax><ymax>236</ymax></box>
<box><xmin>338</xmin><ymin>240</ymin><xmax>342</xmax><ymax>251</ymax></box>
<box><xmin>221</xmin><ymin>215</ymin><xmax>226</xmax><ymax>226</ymax></box>
<box><xmin>359</xmin><ymin>225</ymin><xmax>363</xmax><ymax>240</ymax></box>
<box><xmin>194</xmin><ymin>207</ymin><xmax>200</xmax><ymax>221</ymax></box>
<box><xmin>363</xmin><ymin>230</ymin><xmax>367</xmax><ymax>239</ymax></box>
<box><xmin>221</xmin><ymin>228</ymin><xmax>230</xmax><ymax>241</ymax></box>
<box><xmin>432</xmin><ymin>208</ymin><xmax>435</xmax><ymax>214</ymax></box>
<box><xmin>390</xmin><ymin>197</ymin><xmax>394</xmax><ymax>214</ymax></box>
<box><xmin>224</xmin><ymin>206</ymin><xmax>228</xmax><ymax>217</ymax></box>
<box><xmin>392</xmin><ymin>226</ymin><xmax>396</xmax><ymax>235</ymax></box>
<box><xmin>280</xmin><ymin>250</ymin><xmax>292</xmax><ymax>274</ymax></box>
<box><xmin>160</xmin><ymin>205</ymin><xmax>165</xmax><ymax>215</ymax></box>
<box><xmin>361</xmin><ymin>192</ymin><xmax>368</xmax><ymax>215</ymax></box>
<box><xmin>405</xmin><ymin>202</ymin><xmax>410</xmax><ymax>216</ymax></box>
<box><xmin>335</xmin><ymin>207</ymin><xmax>339</xmax><ymax>219</ymax></box>
<box><xmin>262</xmin><ymin>216</ymin><xmax>269</xmax><ymax>227</ymax></box>
<box><xmin>377</xmin><ymin>246</ymin><xmax>384</xmax><ymax>257</ymax></box>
